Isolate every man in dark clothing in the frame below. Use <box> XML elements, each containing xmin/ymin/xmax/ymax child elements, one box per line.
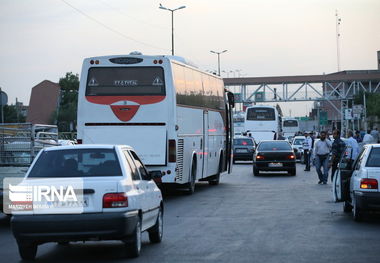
<box><xmin>329</xmin><ymin>129</ymin><xmax>346</xmax><ymax>182</ymax></box>
<box><xmin>353</xmin><ymin>130</ymin><xmax>362</xmax><ymax>143</ymax></box>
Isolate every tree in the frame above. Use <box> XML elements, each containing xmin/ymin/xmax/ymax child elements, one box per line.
<box><xmin>353</xmin><ymin>91</ymin><xmax>380</xmax><ymax>119</ymax></box>
<box><xmin>57</xmin><ymin>72</ymin><xmax>79</xmax><ymax>132</ymax></box>
<box><xmin>1</xmin><ymin>105</ymin><xmax>26</xmax><ymax>123</ymax></box>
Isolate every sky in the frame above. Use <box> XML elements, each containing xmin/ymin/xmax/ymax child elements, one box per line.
<box><xmin>0</xmin><ymin>0</ymin><xmax>379</xmax><ymax>116</ymax></box>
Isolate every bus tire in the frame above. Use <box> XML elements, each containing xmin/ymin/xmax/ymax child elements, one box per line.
<box><xmin>186</xmin><ymin>160</ymin><xmax>196</xmax><ymax>194</ymax></box>
<box><xmin>209</xmin><ymin>156</ymin><xmax>222</xmax><ymax>186</ymax></box>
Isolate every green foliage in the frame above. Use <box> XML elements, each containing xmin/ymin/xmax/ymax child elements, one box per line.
<box><xmin>366</xmin><ymin>93</ymin><xmax>380</xmax><ymax>117</ymax></box>
<box><xmin>57</xmin><ymin>72</ymin><xmax>79</xmax><ymax>132</ymax></box>
<box><xmin>1</xmin><ymin>105</ymin><xmax>26</xmax><ymax>123</ymax></box>
<box><xmin>353</xmin><ymin>91</ymin><xmax>380</xmax><ymax>118</ymax></box>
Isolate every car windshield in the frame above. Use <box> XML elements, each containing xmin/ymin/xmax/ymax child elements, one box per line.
<box><xmin>234</xmin><ymin>139</ymin><xmax>254</xmax><ymax>146</ymax></box>
<box><xmin>293</xmin><ymin>139</ymin><xmax>304</xmax><ymax>145</ymax></box>
<box><xmin>28</xmin><ymin>149</ymin><xmax>122</xmax><ymax>177</ymax></box>
<box><xmin>366</xmin><ymin>148</ymin><xmax>380</xmax><ymax>167</ymax></box>
<box><xmin>258</xmin><ymin>142</ymin><xmax>292</xmax><ymax>151</ymax></box>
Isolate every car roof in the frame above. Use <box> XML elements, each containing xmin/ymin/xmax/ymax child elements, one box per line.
<box><xmin>43</xmin><ymin>144</ymin><xmax>134</xmax><ymax>152</ymax></box>
<box><xmin>259</xmin><ymin>140</ymin><xmax>290</xmax><ymax>143</ymax></box>
<box><xmin>234</xmin><ymin>136</ymin><xmax>254</xmax><ymax>139</ymax></box>
<box><xmin>293</xmin><ymin>136</ymin><xmax>305</xmax><ymax>139</ymax></box>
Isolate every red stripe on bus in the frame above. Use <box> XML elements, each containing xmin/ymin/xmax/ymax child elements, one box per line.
<box><xmin>85</xmin><ymin>96</ymin><xmax>165</xmax><ymax>105</ymax></box>
<box><xmin>85</xmin><ymin>123</ymin><xmax>166</xmax><ymax>126</ymax></box>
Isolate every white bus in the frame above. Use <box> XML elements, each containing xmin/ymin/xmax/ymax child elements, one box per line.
<box><xmin>244</xmin><ymin>105</ymin><xmax>281</xmax><ymax>142</ymax></box>
<box><xmin>77</xmin><ymin>53</ymin><xmax>234</xmax><ymax>193</ymax></box>
<box><xmin>282</xmin><ymin>118</ymin><xmax>299</xmax><ymax>138</ymax></box>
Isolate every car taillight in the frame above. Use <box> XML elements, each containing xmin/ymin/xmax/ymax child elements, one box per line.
<box><xmin>360</xmin><ymin>179</ymin><xmax>378</xmax><ymax>189</ymax></box>
<box><xmin>103</xmin><ymin>193</ymin><xmax>128</xmax><ymax>208</ymax></box>
<box><xmin>256</xmin><ymin>154</ymin><xmax>264</xmax><ymax>160</ymax></box>
<box><xmin>77</xmin><ymin>139</ymin><xmax>82</xmax><ymax>144</ymax></box>
<box><xmin>169</xmin><ymin>139</ymin><xmax>176</xmax><ymax>162</ymax></box>
<box><xmin>288</xmin><ymin>154</ymin><xmax>295</xmax><ymax>159</ymax></box>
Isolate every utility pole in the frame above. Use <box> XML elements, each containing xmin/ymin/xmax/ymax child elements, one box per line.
<box><xmin>335</xmin><ymin>10</ymin><xmax>342</xmax><ymax>72</ymax></box>
<box><xmin>159</xmin><ymin>4</ymin><xmax>186</xmax><ymax>56</ymax></box>
<box><xmin>210</xmin><ymin>50</ymin><xmax>228</xmax><ymax>76</ymax></box>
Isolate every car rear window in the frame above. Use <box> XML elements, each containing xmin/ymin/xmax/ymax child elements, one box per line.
<box><xmin>366</xmin><ymin>148</ymin><xmax>380</xmax><ymax>167</ymax></box>
<box><xmin>234</xmin><ymin>139</ymin><xmax>254</xmax><ymax>146</ymax></box>
<box><xmin>28</xmin><ymin>149</ymin><xmax>122</xmax><ymax>177</ymax></box>
<box><xmin>258</xmin><ymin>141</ymin><xmax>292</xmax><ymax>151</ymax></box>
<box><xmin>293</xmin><ymin>139</ymin><xmax>304</xmax><ymax>145</ymax></box>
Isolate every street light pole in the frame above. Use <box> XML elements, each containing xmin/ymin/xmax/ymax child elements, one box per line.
<box><xmin>159</xmin><ymin>4</ymin><xmax>186</xmax><ymax>56</ymax></box>
<box><xmin>210</xmin><ymin>50</ymin><xmax>227</xmax><ymax>76</ymax></box>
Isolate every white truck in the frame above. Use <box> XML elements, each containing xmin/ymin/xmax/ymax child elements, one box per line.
<box><xmin>0</xmin><ymin>123</ymin><xmax>59</xmax><ymax>213</ymax></box>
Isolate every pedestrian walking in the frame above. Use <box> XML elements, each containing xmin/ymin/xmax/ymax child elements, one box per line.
<box><xmin>346</xmin><ymin>130</ymin><xmax>360</xmax><ymax>168</ymax></box>
<box><xmin>330</xmin><ymin>129</ymin><xmax>346</xmax><ymax>182</ymax></box>
<box><xmin>353</xmin><ymin>130</ymin><xmax>362</xmax><ymax>143</ymax></box>
<box><xmin>363</xmin><ymin>130</ymin><xmax>375</xmax><ymax>145</ymax></box>
<box><xmin>302</xmin><ymin>132</ymin><xmax>313</xmax><ymax>171</ymax></box>
<box><xmin>312</xmin><ymin>131</ymin><xmax>332</xmax><ymax>184</ymax></box>
<box><xmin>370</xmin><ymin>127</ymin><xmax>379</xmax><ymax>143</ymax></box>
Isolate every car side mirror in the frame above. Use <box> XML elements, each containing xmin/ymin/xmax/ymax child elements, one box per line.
<box><xmin>226</xmin><ymin>91</ymin><xmax>235</xmax><ymax>108</ymax></box>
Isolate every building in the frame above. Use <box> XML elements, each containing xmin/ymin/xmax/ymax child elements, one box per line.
<box><xmin>26</xmin><ymin>80</ymin><xmax>60</xmax><ymax>124</ymax></box>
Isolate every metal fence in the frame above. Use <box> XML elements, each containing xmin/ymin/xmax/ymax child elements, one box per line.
<box><xmin>0</xmin><ymin>123</ymin><xmax>58</xmax><ymax>166</ymax></box>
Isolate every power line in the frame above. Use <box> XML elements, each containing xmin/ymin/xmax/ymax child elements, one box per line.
<box><xmin>97</xmin><ymin>0</ymin><xmax>169</xmax><ymax>30</ymax></box>
<box><xmin>60</xmin><ymin>0</ymin><xmax>169</xmax><ymax>52</ymax></box>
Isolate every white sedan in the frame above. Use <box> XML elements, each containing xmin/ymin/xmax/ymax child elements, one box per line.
<box><xmin>333</xmin><ymin>144</ymin><xmax>380</xmax><ymax>221</ymax></box>
<box><xmin>10</xmin><ymin>145</ymin><xmax>163</xmax><ymax>260</ymax></box>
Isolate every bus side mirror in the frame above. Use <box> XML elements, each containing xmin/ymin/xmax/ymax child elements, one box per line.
<box><xmin>227</xmin><ymin>92</ymin><xmax>235</xmax><ymax>108</ymax></box>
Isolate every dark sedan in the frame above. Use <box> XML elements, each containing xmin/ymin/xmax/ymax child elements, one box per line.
<box><xmin>253</xmin><ymin>140</ymin><xmax>296</xmax><ymax>176</ymax></box>
<box><xmin>233</xmin><ymin>137</ymin><xmax>256</xmax><ymax>163</ymax></box>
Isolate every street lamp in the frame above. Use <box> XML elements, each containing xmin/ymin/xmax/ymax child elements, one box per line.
<box><xmin>210</xmin><ymin>50</ymin><xmax>227</xmax><ymax>76</ymax></box>
<box><xmin>159</xmin><ymin>4</ymin><xmax>186</xmax><ymax>56</ymax></box>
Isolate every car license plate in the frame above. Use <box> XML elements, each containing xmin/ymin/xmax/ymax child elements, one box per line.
<box><xmin>236</xmin><ymin>149</ymin><xmax>248</xmax><ymax>153</ymax></box>
<box><xmin>52</xmin><ymin>197</ymin><xmax>89</xmax><ymax>208</ymax></box>
<box><xmin>269</xmin><ymin>163</ymin><xmax>283</xmax><ymax>167</ymax></box>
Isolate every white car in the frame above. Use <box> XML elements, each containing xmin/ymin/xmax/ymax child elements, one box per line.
<box><xmin>10</xmin><ymin>145</ymin><xmax>163</xmax><ymax>260</ymax></box>
<box><xmin>333</xmin><ymin>144</ymin><xmax>380</xmax><ymax>221</ymax></box>
<box><xmin>291</xmin><ymin>136</ymin><xmax>305</xmax><ymax>161</ymax></box>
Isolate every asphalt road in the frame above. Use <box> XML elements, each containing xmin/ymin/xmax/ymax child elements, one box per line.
<box><xmin>1</xmin><ymin>162</ymin><xmax>380</xmax><ymax>263</ymax></box>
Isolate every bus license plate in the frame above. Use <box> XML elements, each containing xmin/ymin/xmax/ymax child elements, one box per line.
<box><xmin>269</xmin><ymin>163</ymin><xmax>283</xmax><ymax>167</ymax></box>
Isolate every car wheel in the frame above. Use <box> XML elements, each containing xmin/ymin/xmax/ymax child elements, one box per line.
<box><xmin>343</xmin><ymin>201</ymin><xmax>353</xmax><ymax>213</ymax></box>
<box><xmin>253</xmin><ymin>165</ymin><xmax>259</xmax><ymax>176</ymax></box>
<box><xmin>289</xmin><ymin>168</ymin><xmax>296</xmax><ymax>176</ymax></box>
<box><xmin>125</xmin><ymin>219</ymin><xmax>142</xmax><ymax>258</ymax></box>
<box><xmin>17</xmin><ymin>240</ymin><xmax>37</xmax><ymax>260</ymax></box>
<box><xmin>186</xmin><ymin>161</ymin><xmax>196</xmax><ymax>194</ymax></box>
<box><xmin>148</xmin><ymin>207</ymin><xmax>163</xmax><ymax>243</ymax></box>
<box><xmin>352</xmin><ymin>197</ymin><xmax>362</xmax><ymax>222</ymax></box>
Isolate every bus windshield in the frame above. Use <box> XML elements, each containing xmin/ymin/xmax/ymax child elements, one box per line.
<box><xmin>86</xmin><ymin>67</ymin><xmax>165</xmax><ymax>96</ymax></box>
<box><xmin>247</xmin><ymin>107</ymin><xmax>275</xmax><ymax>121</ymax></box>
<box><xmin>283</xmin><ymin>120</ymin><xmax>298</xmax><ymax>127</ymax></box>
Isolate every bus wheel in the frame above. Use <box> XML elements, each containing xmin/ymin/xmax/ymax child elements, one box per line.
<box><xmin>186</xmin><ymin>161</ymin><xmax>196</xmax><ymax>194</ymax></box>
<box><xmin>209</xmin><ymin>158</ymin><xmax>222</xmax><ymax>186</ymax></box>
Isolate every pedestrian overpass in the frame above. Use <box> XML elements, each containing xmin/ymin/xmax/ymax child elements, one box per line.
<box><xmin>223</xmin><ymin>70</ymin><xmax>380</xmax><ymax>132</ymax></box>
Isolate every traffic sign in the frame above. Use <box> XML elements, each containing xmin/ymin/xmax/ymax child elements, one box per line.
<box><xmin>344</xmin><ymin>109</ymin><xmax>353</xmax><ymax>120</ymax></box>
<box><xmin>255</xmin><ymin>92</ymin><xmax>265</xmax><ymax>102</ymax></box>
